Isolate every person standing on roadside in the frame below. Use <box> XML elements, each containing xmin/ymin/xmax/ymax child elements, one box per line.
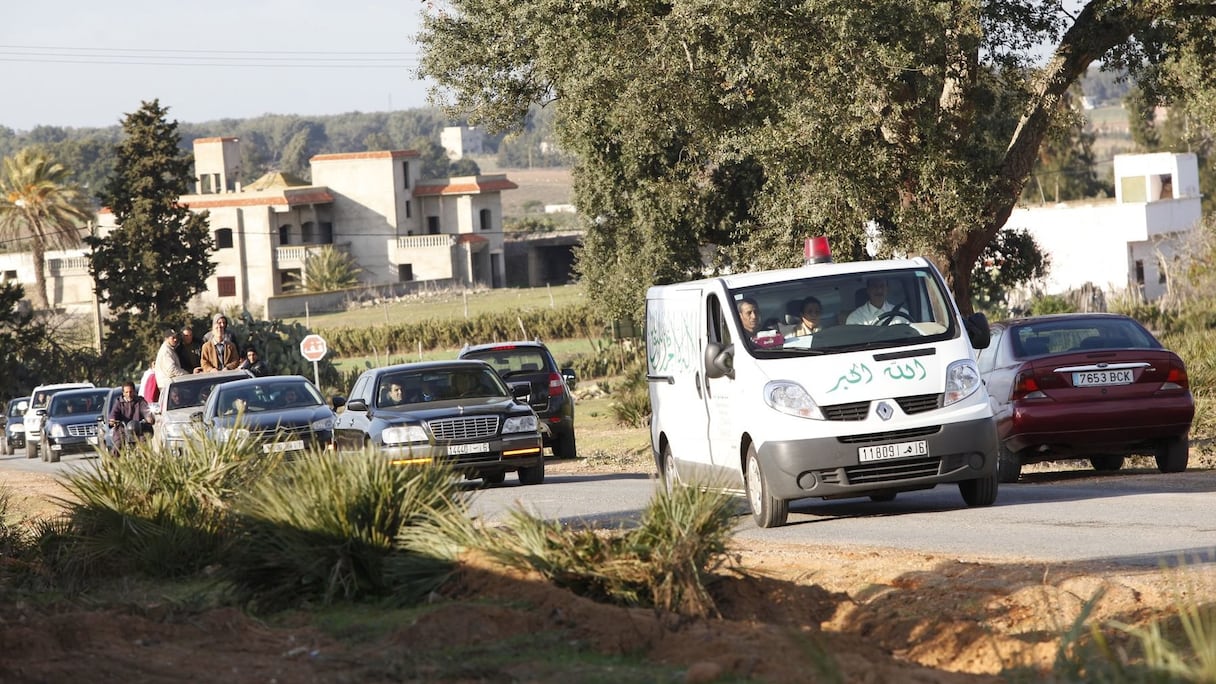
<box><xmin>154</xmin><ymin>328</ymin><xmax>190</xmax><ymax>391</ymax></box>
<box><xmin>201</xmin><ymin>314</ymin><xmax>241</xmax><ymax>371</ymax></box>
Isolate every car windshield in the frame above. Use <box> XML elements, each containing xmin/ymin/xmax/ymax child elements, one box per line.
<box><xmin>1010</xmin><ymin>317</ymin><xmax>1159</xmax><ymax>357</ymax></box>
<box><xmin>462</xmin><ymin>348</ymin><xmax>548</xmax><ymax>375</ymax></box>
<box><xmin>728</xmin><ymin>267</ymin><xmax>957</xmax><ymax>354</ymax></box>
<box><xmin>375</xmin><ymin>367</ymin><xmax>507</xmax><ymax>408</ymax></box>
<box><xmin>213</xmin><ymin>381</ymin><xmax>322</xmax><ymax>415</ymax></box>
<box><xmin>165</xmin><ymin>377</ymin><xmax>242</xmax><ymax>411</ymax></box>
<box><xmin>48</xmin><ymin>390</ymin><xmax>109</xmax><ymax>417</ymax></box>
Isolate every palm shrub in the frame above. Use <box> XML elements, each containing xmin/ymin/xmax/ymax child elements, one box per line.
<box><xmin>48</xmin><ymin>434</ymin><xmax>274</xmax><ymax>583</ymax></box>
<box><xmin>218</xmin><ymin>451</ymin><xmax>468</xmax><ymax>612</ymax></box>
<box><xmin>304</xmin><ymin>245</ymin><xmax>362</xmax><ymax>292</ymax></box>
<box><xmin>609</xmin><ymin>358</ymin><xmax>651</xmax><ymax>428</ymax></box>
<box><xmin>471</xmin><ymin>484</ymin><xmax>737</xmax><ymax>617</ymax></box>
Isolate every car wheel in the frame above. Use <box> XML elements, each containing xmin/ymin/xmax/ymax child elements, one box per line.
<box><xmin>660</xmin><ymin>442</ymin><xmax>680</xmax><ymax>495</ymax></box>
<box><xmin>517</xmin><ymin>458</ymin><xmax>545</xmax><ymax>485</ymax></box>
<box><xmin>552</xmin><ymin>429</ymin><xmax>577</xmax><ymax>459</ymax></box>
<box><xmin>996</xmin><ymin>444</ymin><xmax>1021</xmax><ymax>484</ymax></box>
<box><xmin>1090</xmin><ymin>455</ymin><xmax>1125</xmax><ymax>472</ymax></box>
<box><xmin>481</xmin><ymin>470</ymin><xmax>506</xmax><ymax>485</ymax></box>
<box><xmin>27</xmin><ymin>440</ymin><xmax>38</xmax><ymax>460</ymax></box>
<box><xmin>1</xmin><ymin>437</ymin><xmax>10</xmax><ymax>456</ymax></box>
<box><xmin>1155</xmin><ymin>435</ymin><xmax>1189</xmax><ymax>473</ymax></box>
<box><xmin>869</xmin><ymin>492</ymin><xmax>896</xmax><ymax>502</ymax></box>
<box><xmin>46</xmin><ymin>447</ymin><xmax>60</xmax><ymax>464</ymax></box>
<box><xmin>745</xmin><ymin>443</ymin><xmax>788</xmax><ymax>528</ymax></box>
<box><xmin>959</xmin><ymin>475</ymin><xmax>998</xmax><ymax>507</ymax></box>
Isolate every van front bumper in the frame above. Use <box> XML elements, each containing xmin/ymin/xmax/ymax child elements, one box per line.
<box><xmin>757</xmin><ymin>416</ymin><xmax>998</xmax><ymax>500</ymax></box>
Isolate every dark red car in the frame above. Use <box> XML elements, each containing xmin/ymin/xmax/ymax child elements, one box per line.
<box><xmin>979</xmin><ymin>313</ymin><xmax>1193</xmax><ymax>482</ymax></box>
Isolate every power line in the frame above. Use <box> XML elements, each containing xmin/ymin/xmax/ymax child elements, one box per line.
<box><xmin>0</xmin><ymin>45</ymin><xmax>422</xmax><ymax>68</ymax></box>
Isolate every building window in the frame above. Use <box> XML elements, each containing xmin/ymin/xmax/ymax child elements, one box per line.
<box><xmin>405</xmin><ymin>200</ymin><xmax>411</xmax><ymax>218</ymax></box>
<box><xmin>402</xmin><ymin>161</ymin><xmax>410</xmax><ymax>188</ymax></box>
<box><xmin>398</xmin><ymin>264</ymin><xmax>413</xmax><ymax>282</ymax></box>
<box><xmin>1157</xmin><ymin>174</ymin><xmax>1173</xmax><ymax>200</ymax></box>
<box><xmin>3</xmin><ymin>270</ymin><xmax>16</xmax><ymax>282</ymax></box>
<box><xmin>479</xmin><ymin>208</ymin><xmax>492</xmax><ymax>231</ymax></box>
<box><xmin>427</xmin><ymin>216</ymin><xmax>440</xmax><ymax>235</ymax></box>
<box><xmin>279</xmin><ymin>225</ymin><xmax>291</xmax><ymax>245</ymax></box>
<box><xmin>320</xmin><ymin>222</ymin><xmax>333</xmax><ymax>244</ymax></box>
<box><xmin>301</xmin><ymin>221</ymin><xmax>317</xmax><ymax>244</ymax></box>
<box><xmin>1134</xmin><ymin>260</ymin><xmax>1145</xmax><ymax>285</ymax></box>
<box><xmin>280</xmin><ymin>269</ymin><xmax>303</xmax><ymax>293</ymax></box>
<box><xmin>215</xmin><ymin>228</ymin><xmax>234</xmax><ymax>249</ymax></box>
<box><xmin>217</xmin><ymin>276</ymin><xmax>237</xmax><ymax>297</ymax></box>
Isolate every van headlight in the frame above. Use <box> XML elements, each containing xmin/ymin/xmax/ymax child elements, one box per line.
<box><xmin>382</xmin><ymin>425</ymin><xmax>428</xmax><ymax>445</ymax></box>
<box><xmin>164</xmin><ymin>422</ymin><xmax>185</xmax><ymax>438</ymax></box>
<box><xmin>944</xmin><ymin>359</ymin><xmax>982</xmax><ymax>406</ymax></box>
<box><xmin>763</xmin><ymin>381</ymin><xmax>825</xmax><ymax>420</ymax></box>
<box><xmin>503</xmin><ymin>414</ymin><xmax>538</xmax><ymax>434</ymax></box>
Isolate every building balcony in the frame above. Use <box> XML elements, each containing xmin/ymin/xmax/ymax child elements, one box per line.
<box><xmin>274</xmin><ymin>243</ymin><xmax>349</xmax><ymax>269</ymax></box>
<box><xmin>47</xmin><ymin>256</ymin><xmax>91</xmax><ymax>276</ymax></box>
<box><xmin>387</xmin><ymin>234</ymin><xmax>457</xmax><ymax>266</ymax></box>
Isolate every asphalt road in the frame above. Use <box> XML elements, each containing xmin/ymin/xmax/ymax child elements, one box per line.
<box><xmin>6</xmin><ymin>447</ymin><xmax>1215</xmax><ymax>568</ymax></box>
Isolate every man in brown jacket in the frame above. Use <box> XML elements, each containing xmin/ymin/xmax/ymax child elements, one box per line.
<box><xmin>201</xmin><ymin>314</ymin><xmax>241</xmax><ymax>371</ymax></box>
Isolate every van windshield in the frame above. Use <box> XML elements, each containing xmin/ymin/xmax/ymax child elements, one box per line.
<box><xmin>729</xmin><ymin>267</ymin><xmax>957</xmax><ymax>354</ymax></box>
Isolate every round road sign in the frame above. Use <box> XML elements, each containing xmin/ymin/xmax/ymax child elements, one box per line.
<box><xmin>300</xmin><ymin>334</ymin><xmax>328</xmax><ymax>362</ymax></box>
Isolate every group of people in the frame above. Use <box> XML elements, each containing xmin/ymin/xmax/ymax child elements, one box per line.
<box><xmin>154</xmin><ymin>313</ymin><xmax>270</xmax><ymax>393</ymax></box>
<box><xmin>738</xmin><ymin>277</ymin><xmax>904</xmax><ymax>341</ymax></box>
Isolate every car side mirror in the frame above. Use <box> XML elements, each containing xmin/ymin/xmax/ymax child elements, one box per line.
<box><xmin>561</xmin><ymin>368</ymin><xmax>577</xmax><ymax>391</ymax></box>
<box><xmin>964</xmin><ymin>312</ymin><xmax>991</xmax><ymax>349</ymax></box>
<box><xmin>345</xmin><ymin>398</ymin><xmax>369</xmax><ymax>412</ymax></box>
<box><xmin>190</xmin><ymin>411</ymin><xmax>204</xmax><ymax>423</ymax></box>
<box><xmin>332</xmin><ymin>396</ymin><xmax>347</xmax><ymax>410</ymax></box>
<box><xmin>35</xmin><ymin>408</ymin><xmax>46</xmax><ymax>416</ymax></box>
<box><xmin>703</xmin><ymin>342</ymin><xmax>735</xmax><ymax>380</ymax></box>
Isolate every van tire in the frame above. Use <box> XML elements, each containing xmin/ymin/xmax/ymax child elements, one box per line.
<box><xmin>1090</xmin><ymin>455</ymin><xmax>1125</xmax><ymax>472</ymax></box>
<box><xmin>996</xmin><ymin>444</ymin><xmax>1021</xmax><ymax>483</ymax></box>
<box><xmin>27</xmin><ymin>440</ymin><xmax>39</xmax><ymax>459</ymax></box>
<box><xmin>745</xmin><ymin>443</ymin><xmax>788</xmax><ymax>528</ymax></box>
<box><xmin>959</xmin><ymin>475</ymin><xmax>998</xmax><ymax>507</ymax></box>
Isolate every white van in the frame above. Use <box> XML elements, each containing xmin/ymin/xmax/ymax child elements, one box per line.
<box><xmin>646</xmin><ymin>249</ymin><xmax>998</xmax><ymax>527</ymax></box>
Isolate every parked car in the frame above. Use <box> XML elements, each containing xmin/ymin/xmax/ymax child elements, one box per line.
<box><xmin>979</xmin><ymin>313</ymin><xmax>1194</xmax><ymax>482</ymax></box>
<box><xmin>333</xmin><ymin>360</ymin><xmax>545</xmax><ymax>485</ymax></box>
<box><xmin>39</xmin><ymin>387</ymin><xmax>114</xmax><ymax>463</ymax></box>
<box><xmin>457</xmin><ymin>341</ymin><xmax>578</xmax><ymax>459</ymax></box>
<box><xmin>156</xmin><ymin>369</ymin><xmax>252</xmax><ymax>454</ymax></box>
<box><xmin>199</xmin><ymin>375</ymin><xmax>335</xmax><ymax>456</ymax></box>
<box><xmin>3</xmin><ymin>396</ymin><xmax>30</xmax><ymax>455</ymax></box>
<box><xmin>26</xmin><ymin>382</ymin><xmax>95</xmax><ymax>461</ymax></box>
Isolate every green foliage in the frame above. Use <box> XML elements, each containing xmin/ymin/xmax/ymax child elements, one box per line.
<box><xmin>0</xmin><ymin>147</ymin><xmax>95</xmax><ymax>309</ymax></box>
<box><xmin>608</xmin><ymin>358</ymin><xmax>650</xmax><ymax>428</ymax></box>
<box><xmin>567</xmin><ymin>339</ymin><xmax>644</xmax><ymax>380</ymax></box>
<box><xmin>1029</xmin><ymin>294</ymin><xmax>1073</xmax><ymax>315</ymax></box>
<box><xmin>224</xmin><ymin>313</ymin><xmax>342</xmax><ymax>391</ymax></box>
<box><xmin>48</xmin><ymin>435</ymin><xmax>273</xmax><ymax>582</ymax></box>
<box><xmin>304</xmin><ymin>246</ymin><xmax>362</xmax><ymax>293</ymax></box>
<box><xmin>448</xmin><ymin>157</ymin><xmax>481</xmax><ymax>176</ymax></box>
<box><xmin>88</xmin><ymin>99</ymin><xmax>216</xmax><ymax>321</ymax></box>
<box><xmin>472</xmin><ymin>484</ymin><xmax>737</xmax><ymax>617</ymax></box>
<box><xmin>218</xmin><ymin>452</ymin><xmax>466</xmax><ymax>612</ymax></box>
<box><xmin>971</xmin><ymin>229</ymin><xmax>1051</xmax><ymax>313</ymax></box>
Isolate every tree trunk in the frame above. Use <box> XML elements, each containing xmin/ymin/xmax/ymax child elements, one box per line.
<box><xmin>31</xmin><ymin>240</ymin><xmax>49</xmax><ymax>310</ymax></box>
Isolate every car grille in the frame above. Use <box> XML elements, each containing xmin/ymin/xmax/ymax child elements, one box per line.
<box><xmin>822</xmin><ymin>394</ymin><xmax>943</xmax><ymax>421</ymax></box>
<box><xmin>817</xmin><ymin>455</ymin><xmax>943</xmax><ymax>486</ymax></box>
<box><xmin>429</xmin><ymin>416</ymin><xmax>499</xmax><ymax>441</ymax></box>
<box><xmin>253</xmin><ymin>425</ymin><xmax>311</xmax><ymax>440</ymax></box>
<box><xmin>836</xmin><ymin>425</ymin><xmax>940</xmax><ymax>445</ymax></box>
<box><xmin>67</xmin><ymin>424</ymin><xmax>98</xmax><ymax>437</ymax></box>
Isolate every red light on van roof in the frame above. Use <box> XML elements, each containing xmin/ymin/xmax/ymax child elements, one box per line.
<box><xmin>804</xmin><ymin>236</ymin><xmax>832</xmax><ymax>264</ymax></box>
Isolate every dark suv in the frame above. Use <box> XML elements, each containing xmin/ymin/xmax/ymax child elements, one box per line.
<box><xmin>458</xmin><ymin>341</ymin><xmax>578</xmax><ymax>458</ymax></box>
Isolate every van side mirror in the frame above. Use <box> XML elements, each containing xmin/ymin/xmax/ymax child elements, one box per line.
<box><xmin>964</xmin><ymin>312</ymin><xmax>991</xmax><ymax>349</ymax></box>
<box><xmin>703</xmin><ymin>342</ymin><xmax>735</xmax><ymax>380</ymax></box>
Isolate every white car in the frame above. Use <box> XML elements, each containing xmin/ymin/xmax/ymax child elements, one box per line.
<box><xmin>155</xmin><ymin>369</ymin><xmax>251</xmax><ymax>453</ymax></box>
<box><xmin>26</xmin><ymin>382</ymin><xmax>95</xmax><ymax>461</ymax></box>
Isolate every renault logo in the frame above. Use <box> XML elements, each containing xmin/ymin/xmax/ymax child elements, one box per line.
<box><xmin>875</xmin><ymin>401</ymin><xmax>894</xmax><ymax>421</ymax></box>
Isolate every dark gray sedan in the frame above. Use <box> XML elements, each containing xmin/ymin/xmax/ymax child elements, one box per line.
<box><xmin>198</xmin><ymin>375</ymin><xmax>335</xmax><ymax>456</ymax></box>
<box><xmin>333</xmin><ymin>360</ymin><xmax>545</xmax><ymax>485</ymax></box>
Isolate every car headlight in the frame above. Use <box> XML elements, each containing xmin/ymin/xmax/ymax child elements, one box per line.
<box><xmin>382</xmin><ymin>425</ymin><xmax>428</xmax><ymax>445</ymax></box>
<box><xmin>944</xmin><ymin>359</ymin><xmax>982</xmax><ymax>406</ymax></box>
<box><xmin>50</xmin><ymin>423</ymin><xmax>65</xmax><ymax>438</ymax></box>
<box><xmin>503</xmin><ymin>414</ymin><xmax>538</xmax><ymax>434</ymax></box>
<box><xmin>310</xmin><ymin>417</ymin><xmax>334</xmax><ymax>432</ymax></box>
<box><xmin>763</xmin><ymin>381</ymin><xmax>825</xmax><ymax>420</ymax></box>
<box><xmin>216</xmin><ymin>426</ymin><xmax>251</xmax><ymax>442</ymax></box>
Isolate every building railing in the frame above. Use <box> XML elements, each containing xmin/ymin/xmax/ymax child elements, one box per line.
<box><xmin>48</xmin><ymin>256</ymin><xmax>91</xmax><ymax>275</ymax></box>
<box><xmin>274</xmin><ymin>243</ymin><xmax>350</xmax><ymax>265</ymax></box>
<box><xmin>395</xmin><ymin>235</ymin><xmax>456</xmax><ymax>249</ymax></box>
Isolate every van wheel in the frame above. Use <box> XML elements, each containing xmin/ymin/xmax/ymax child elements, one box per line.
<box><xmin>660</xmin><ymin>443</ymin><xmax>680</xmax><ymax>495</ymax></box>
<box><xmin>1090</xmin><ymin>455</ymin><xmax>1125</xmax><ymax>472</ymax></box>
<box><xmin>996</xmin><ymin>444</ymin><xmax>1021</xmax><ymax>483</ymax></box>
<box><xmin>518</xmin><ymin>458</ymin><xmax>545</xmax><ymax>485</ymax></box>
<box><xmin>1155</xmin><ymin>436</ymin><xmax>1189</xmax><ymax>473</ymax></box>
<box><xmin>745</xmin><ymin>443</ymin><xmax>788</xmax><ymax>528</ymax></box>
<box><xmin>959</xmin><ymin>475</ymin><xmax>998</xmax><ymax>507</ymax></box>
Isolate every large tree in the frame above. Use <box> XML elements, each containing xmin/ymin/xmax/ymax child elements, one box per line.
<box><xmin>417</xmin><ymin>0</ymin><xmax>1216</xmax><ymax>317</ymax></box>
<box><xmin>87</xmin><ymin>100</ymin><xmax>216</xmax><ymax>323</ymax></box>
<box><xmin>0</xmin><ymin>148</ymin><xmax>95</xmax><ymax>310</ymax></box>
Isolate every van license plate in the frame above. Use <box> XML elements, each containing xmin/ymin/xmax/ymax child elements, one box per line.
<box><xmin>858</xmin><ymin>440</ymin><xmax>928</xmax><ymax>462</ymax></box>
<box><xmin>449</xmin><ymin>442</ymin><xmax>490</xmax><ymax>455</ymax></box>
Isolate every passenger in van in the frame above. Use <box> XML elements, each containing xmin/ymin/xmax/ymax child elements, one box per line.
<box><xmin>846</xmin><ymin>277</ymin><xmax>902</xmax><ymax>325</ymax></box>
<box><xmin>793</xmin><ymin>296</ymin><xmax>825</xmax><ymax>336</ymax></box>
<box><xmin>738</xmin><ymin>298</ymin><xmax>761</xmax><ymax>337</ymax></box>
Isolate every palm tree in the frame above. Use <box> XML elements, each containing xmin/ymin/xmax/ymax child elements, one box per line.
<box><xmin>0</xmin><ymin>148</ymin><xmax>95</xmax><ymax>310</ymax></box>
<box><xmin>304</xmin><ymin>246</ymin><xmax>362</xmax><ymax>292</ymax></box>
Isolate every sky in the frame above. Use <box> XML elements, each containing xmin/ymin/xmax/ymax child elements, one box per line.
<box><xmin>1</xmin><ymin>1</ymin><xmax>435</xmax><ymax>132</ymax></box>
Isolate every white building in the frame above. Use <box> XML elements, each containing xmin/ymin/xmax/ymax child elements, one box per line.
<box><xmin>440</xmin><ymin>126</ymin><xmax>485</xmax><ymax>160</ymax></box>
<box><xmin>1002</xmin><ymin>152</ymin><xmax>1203</xmax><ymax>302</ymax></box>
